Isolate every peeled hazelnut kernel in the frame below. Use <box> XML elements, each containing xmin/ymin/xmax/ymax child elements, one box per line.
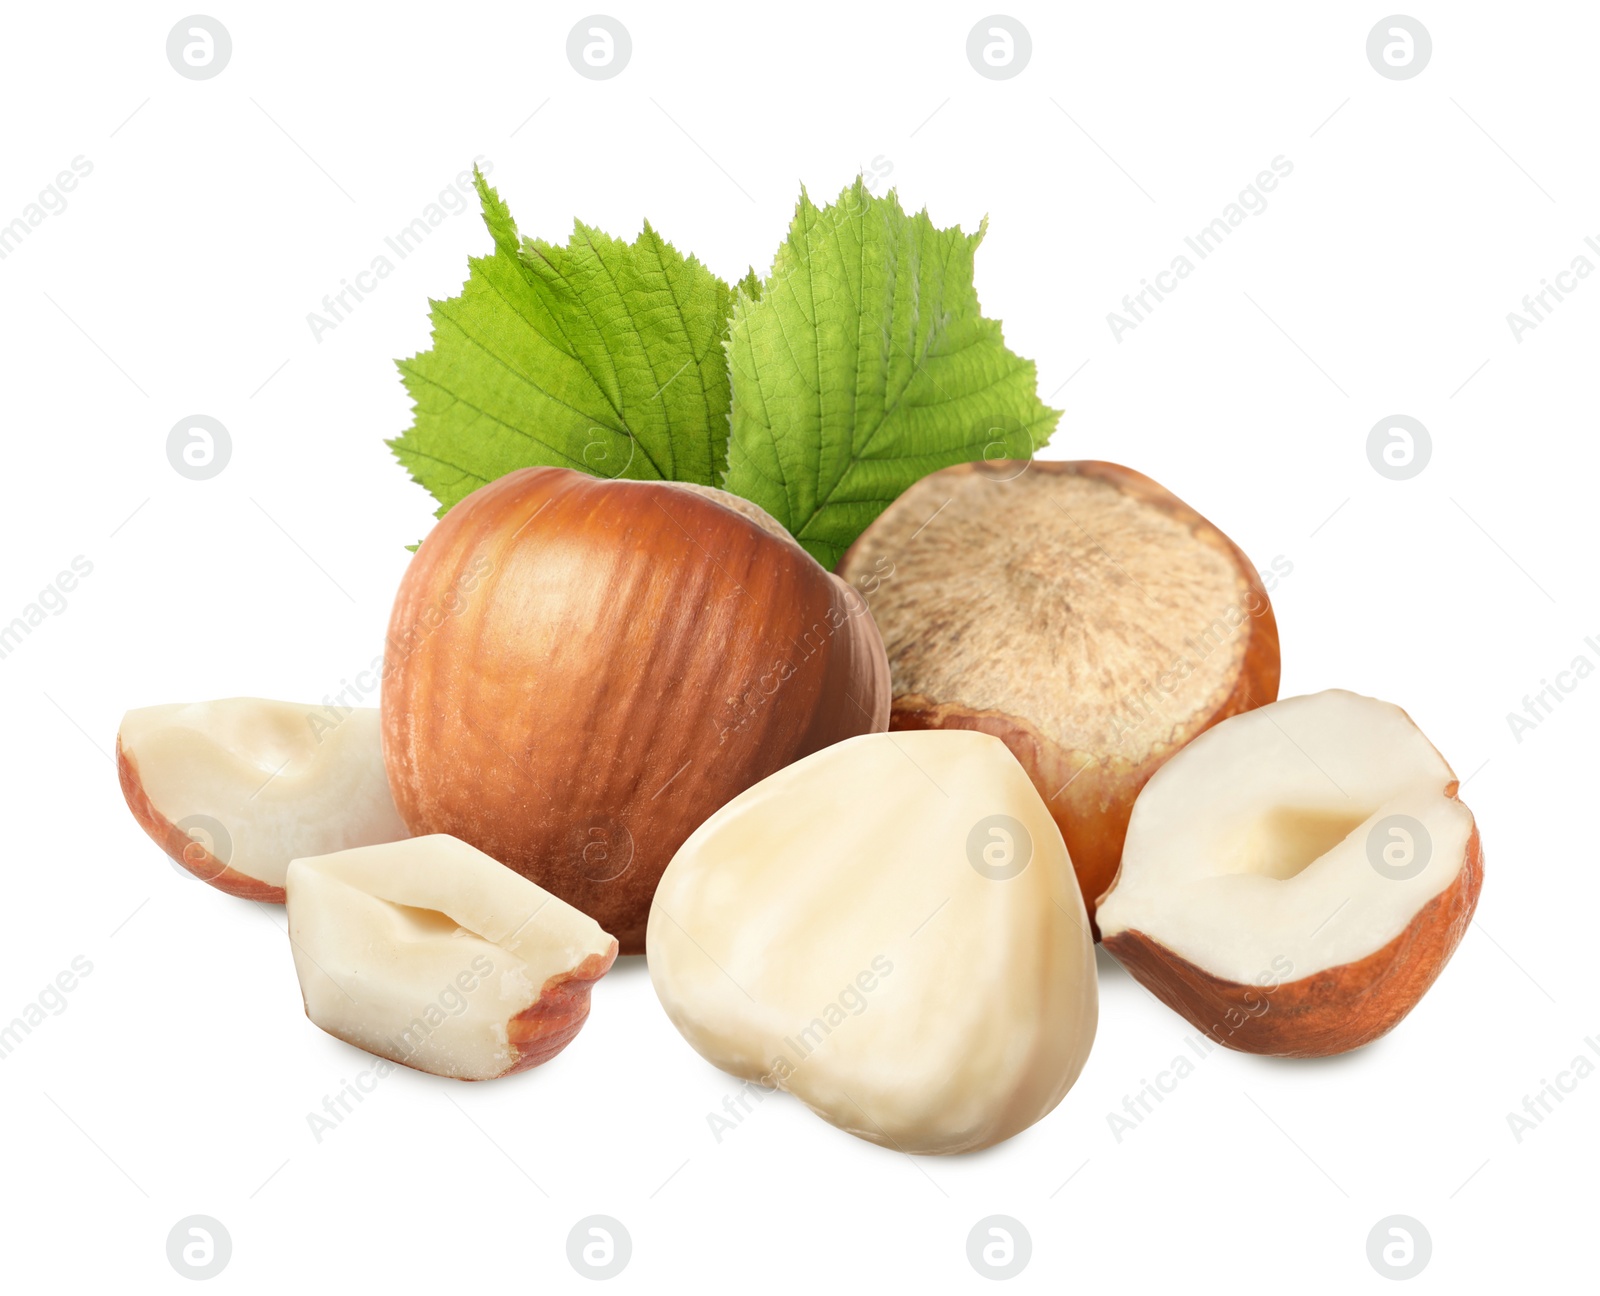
<box><xmin>286</xmin><ymin>834</ymin><xmax>618</xmax><ymax>1080</ymax></box>
<box><xmin>646</xmin><ymin>730</ymin><xmax>1098</xmax><ymax>1155</ymax></box>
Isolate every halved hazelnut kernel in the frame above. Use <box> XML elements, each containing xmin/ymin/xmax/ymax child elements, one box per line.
<box><xmin>286</xmin><ymin>834</ymin><xmax>618</xmax><ymax>1080</ymax></box>
<box><xmin>1096</xmin><ymin>689</ymin><xmax>1482</xmax><ymax>1057</ymax></box>
<box><xmin>117</xmin><ymin>698</ymin><xmax>409</xmax><ymax>902</ymax></box>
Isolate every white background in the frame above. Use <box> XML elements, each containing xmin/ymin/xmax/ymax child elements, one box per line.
<box><xmin>0</xmin><ymin>1</ymin><xmax>1591</xmax><ymax>1289</ymax></box>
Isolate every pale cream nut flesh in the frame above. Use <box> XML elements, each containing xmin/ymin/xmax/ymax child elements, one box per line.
<box><xmin>286</xmin><ymin>834</ymin><xmax>618</xmax><ymax>1081</ymax></box>
<box><xmin>647</xmin><ymin>730</ymin><xmax>1098</xmax><ymax>1155</ymax></box>
<box><xmin>118</xmin><ymin>699</ymin><xmax>410</xmax><ymax>901</ymax></box>
<box><xmin>1097</xmin><ymin>690</ymin><xmax>1482</xmax><ymax>1057</ymax></box>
